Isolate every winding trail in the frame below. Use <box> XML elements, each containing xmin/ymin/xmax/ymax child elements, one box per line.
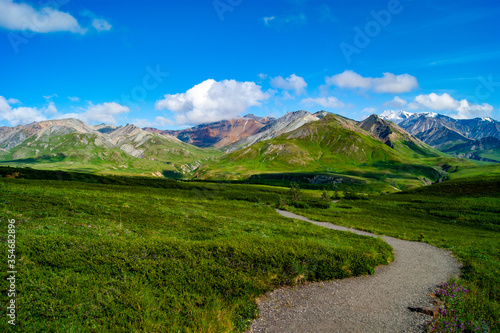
<box><xmin>248</xmin><ymin>209</ymin><xmax>461</xmax><ymax>333</ymax></box>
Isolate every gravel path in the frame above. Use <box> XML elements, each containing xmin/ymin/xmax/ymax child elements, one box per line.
<box><xmin>248</xmin><ymin>209</ymin><xmax>462</xmax><ymax>333</ymax></box>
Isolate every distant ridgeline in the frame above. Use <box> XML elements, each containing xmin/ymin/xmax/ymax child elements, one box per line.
<box><xmin>1</xmin><ymin>111</ymin><xmax>495</xmax><ymax>191</ymax></box>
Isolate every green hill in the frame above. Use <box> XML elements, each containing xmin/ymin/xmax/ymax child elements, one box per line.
<box><xmin>196</xmin><ymin>114</ymin><xmax>469</xmax><ymax>190</ymax></box>
<box><xmin>0</xmin><ymin>121</ymin><xmax>222</xmax><ymax>177</ymax></box>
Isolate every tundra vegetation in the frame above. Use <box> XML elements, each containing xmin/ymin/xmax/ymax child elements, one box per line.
<box><xmin>0</xmin><ymin>167</ymin><xmax>391</xmax><ymax>332</ymax></box>
<box><xmin>0</xmin><ymin>166</ymin><xmax>498</xmax><ymax>332</ymax></box>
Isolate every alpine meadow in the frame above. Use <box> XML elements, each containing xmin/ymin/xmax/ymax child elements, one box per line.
<box><xmin>1</xmin><ymin>0</ymin><xmax>499</xmax><ymax>332</ymax></box>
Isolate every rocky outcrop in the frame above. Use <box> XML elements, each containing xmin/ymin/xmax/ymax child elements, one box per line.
<box><xmin>359</xmin><ymin>114</ymin><xmax>395</xmax><ymax>148</ymax></box>
<box><xmin>225</xmin><ymin>111</ymin><xmax>323</xmax><ymax>152</ymax></box>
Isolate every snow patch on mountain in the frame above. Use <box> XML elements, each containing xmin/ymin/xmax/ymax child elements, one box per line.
<box><xmin>379</xmin><ymin>110</ymin><xmax>414</xmax><ymax>124</ymax></box>
<box><xmin>380</xmin><ymin>110</ymin><xmax>439</xmax><ymax>124</ymax></box>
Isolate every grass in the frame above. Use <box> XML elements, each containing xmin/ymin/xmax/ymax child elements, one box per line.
<box><xmin>285</xmin><ymin>175</ymin><xmax>500</xmax><ymax>331</ymax></box>
<box><xmin>0</xmin><ymin>167</ymin><xmax>392</xmax><ymax>332</ymax></box>
<box><xmin>449</xmin><ymin>163</ymin><xmax>500</xmax><ymax>179</ymax></box>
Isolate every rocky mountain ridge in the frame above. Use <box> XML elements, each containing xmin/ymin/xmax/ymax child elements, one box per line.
<box><xmin>380</xmin><ymin>111</ymin><xmax>500</xmax><ymax>162</ymax></box>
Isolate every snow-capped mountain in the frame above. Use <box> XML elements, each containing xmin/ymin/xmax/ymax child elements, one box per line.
<box><xmin>379</xmin><ymin>110</ymin><xmax>438</xmax><ymax>124</ymax></box>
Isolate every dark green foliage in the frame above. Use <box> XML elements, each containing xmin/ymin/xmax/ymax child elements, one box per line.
<box><xmin>321</xmin><ymin>189</ymin><xmax>330</xmax><ymax>202</ymax></box>
<box><xmin>342</xmin><ymin>187</ymin><xmax>368</xmax><ymax>200</ymax></box>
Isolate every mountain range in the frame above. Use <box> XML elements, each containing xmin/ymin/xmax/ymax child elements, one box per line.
<box><xmin>0</xmin><ymin>118</ymin><xmax>218</xmax><ymax>176</ymax></box>
<box><xmin>194</xmin><ymin>113</ymin><xmax>450</xmax><ymax>188</ymax></box>
<box><xmin>380</xmin><ymin>110</ymin><xmax>500</xmax><ymax>162</ymax></box>
<box><xmin>0</xmin><ymin>109</ymin><xmax>494</xmax><ymax>191</ymax></box>
<box><xmin>143</xmin><ymin>111</ymin><xmax>328</xmax><ymax>152</ymax></box>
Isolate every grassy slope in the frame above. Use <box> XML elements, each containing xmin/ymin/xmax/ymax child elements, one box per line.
<box><xmin>0</xmin><ymin>169</ymin><xmax>391</xmax><ymax>332</ymax></box>
<box><xmin>286</xmin><ymin>176</ymin><xmax>500</xmax><ymax>331</ymax></box>
<box><xmin>0</xmin><ymin>132</ymin><xmax>222</xmax><ymax>177</ymax></box>
<box><xmin>449</xmin><ymin>163</ymin><xmax>500</xmax><ymax>179</ymax></box>
<box><xmin>479</xmin><ymin>148</ymin><xmax>500</xmax><ymax>162</ymax></box>
<box><xmin>140</xmin><ymin>133</ymin><xmax>223</xmax><ymax>164</ymax></box>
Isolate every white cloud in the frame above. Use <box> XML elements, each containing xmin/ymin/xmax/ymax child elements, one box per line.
<box><xmin>0</xmin><ymin>95</ymin><xmax>48</xmax><ymax>125</ymax></box>
<box><xmin>258</xmin><ymin>73</ymin><xmax>268</xmax><ymax>80</ymax></box>
<box><xmin>92</xmin><ymin>18</ymin><xmax>111</xmax><ymax>31</ymax></box>
<box><xmin>45</xmin><ymin>101</ymin><xmax>57</xmax><ymax>115</ymax></box>
<box><xmin>7</xmin><ymin>98</ymin><xmax>20</xmax><ymax>105</ymax></box>
<box><xmin>384</xmin><ymin>96</ymin><xmax>408</xmax><ymax>108</ymax></box>
<box><xmin>0</xmin><ymin>97</ymin><xmax>129</xmax><ymax>126</ymax></box>
<box><xmin>262</xmin><ymin>14</ymin><xmax>307</xmax><ymax>29</ymax></box>
<box><xmin>409</xmin><ymin>93</ymin><xmax>494</xmax><ymax>119</ymax></box>
<box><xmin>43</xmin><ymin>94</ymin><xmax>58</xmax><ymax>101</ymax></box>
<box><xmin>326</xmin><ymin>70</ymin><xmax>419</xmax><ymax>94</ymax></box>
<box><xmin>279</xmin><ymin>91</ymin><xmax>294</xmax><ymax>101</ymax></box>
<box><xmin>155</xmin><ymin>79</ymin><xmax>270</xmax><ymax>125</ymax></box>
<box><xmin>455</xmin><ymin>100</ymin><xmax>494</xmax><ymax>119</ymax></box>
<box><xmin>62</xmin><ymin>102</ymin><xmax>129</xmax><ymax>125</ymax></box>
<box><xmin>0</xmin><ymin>0</ymin><xmax>86</xmax><ymax>34</ymax></box>
<box><xmin>362</xmin><ymin>107</ymin><xmax>377</xmax><ymax>114</ymax></box>
<box><xmin>326</xmin><ymin>70</ymin><xmax>371</xmax><ymax>89</ymax></box>
<box><xmin>301</xmin><ymin>97</ymin><xmax>344</xmax><ymax>109</ymax></box>
<box><xmin>372</xmin><ymin>73</ymin><xmax>418</xmax><ymax>93</ymax></box>
<box><xmin>263</xmin><ymin>16</ymin><xmax>275</xmax><ymax>25</ymax></box>
<box><xmin>270</xmin><ymin>74</ymin><xmax>307</xmax><ymax>95</ymax></box>
<box><xmin>68</xmin><ymin>96</ymin><xmax>80</xmax><ymax>102</ymax></box>
<box><xmin>409</xmin><ymin>93</ymin><xmax>458</xmax><ymax>110</ymax></box>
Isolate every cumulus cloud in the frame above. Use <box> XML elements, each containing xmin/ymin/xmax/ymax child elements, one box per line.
<box><xmin>155</xmin><ymin>79</ymin><xmax>270</xmax><ymax>125</ymax></box>
<box><xmin>0</xmin><ymin>96</ymin><xmax>129</xmax><ymax>126</ymax></box>
<box><xmin>45</xmin><ymin>101</ymin><xmax>57</xmax><ymax>115</ymax></box>
<box><xmin>409</xmin><ymin>93</ymin><xmax>494</xmax><ymax>119</ymax></box>
<box><xmin>0</xmin><ymin>95</ymin><xmax>48</xmax><ymax>125</ymax></box>
<box><xmin>372</xmin><ymin>73</ymin><xmax>418</xmax><ymax>93</ymax></box>
<box><xmin>409</xmin><ymin>93</ymin><xmax>459</xmax><ymax>110</ymax></box>
<box><xmin>91</xmin><ymin>18</ymin><xmax>112</xmax><ymax>31</ymax></box>
<box><xmin>301</xmin><ymin>97</ymin><xmax>344</xmax><ymax>109</ymax></box>
<box><xmin>270</xmin><ymin>74</ymin><xmax>307</xmax><ymax>95</ymax></box>
<box><xmin>326</xmin><ymin>70</ymin><xmax>371</xmax><ymax>89</ymax></box>
<box><xmin>326</xmin><ymin>70</ymin><xmax>419</xmax><ymax>94</ymax></box>
<box><xmin>62</xmin><ymin>102</ymin><xmax>129</xmax><ymax>125</ymax></box>
<box><xmin>384</xmin><ymin>96</ymin><xmax>408</xmax><ymax>108</ymax></box>
<box><xmin>0</xmin><ymin>0</ymin><xmax>86</xmax><ymax>34</ymax></box>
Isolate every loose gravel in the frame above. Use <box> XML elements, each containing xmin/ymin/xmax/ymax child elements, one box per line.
<box><xmin>247</xmin><ymin>209</ymin><xmax>462</xmax><ymax>333</ymax></box>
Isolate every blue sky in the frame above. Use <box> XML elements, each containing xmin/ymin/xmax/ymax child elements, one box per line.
<box><xmin>0</xmin><ymin>0</ymin><xmax>499</xmax><ymax>128</ymax></box>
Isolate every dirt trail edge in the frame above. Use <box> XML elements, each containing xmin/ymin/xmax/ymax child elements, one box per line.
<box><xmin>248</xmin><ymin>209</ymin><xmax>462</xmax><ymax>333</ymax></box>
